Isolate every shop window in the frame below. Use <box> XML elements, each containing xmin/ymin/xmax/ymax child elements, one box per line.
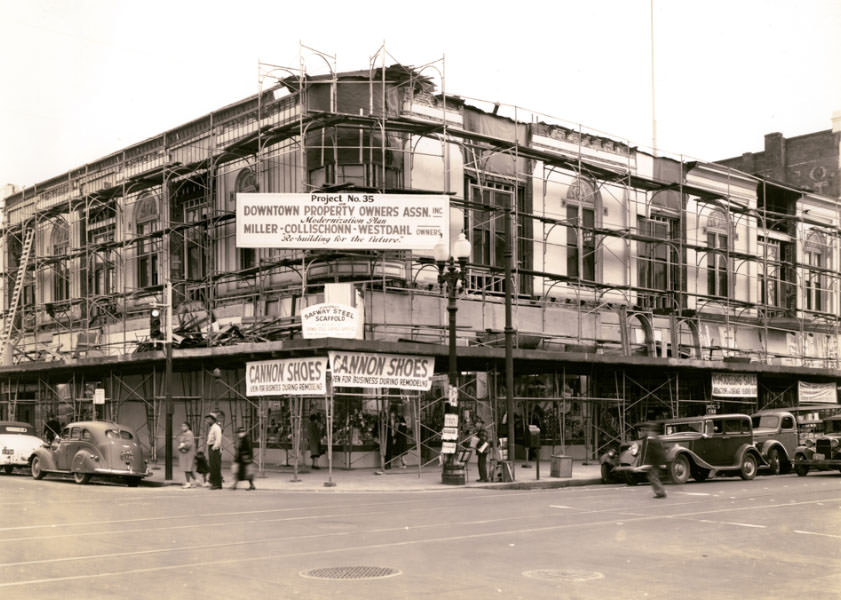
<box><xmin>51</xmin><ymin>220</ymin><xmax>71</xmax><ymax>302</ymax></box>
<box><xmin>135</xmin><ymin>193</ymin><xmax>160</xmax><ymax>289</ymax></box>
<box><xmin>706</xmin><ymin>210</ymin><xmax>730</xmax><ymax>298</ymax></box>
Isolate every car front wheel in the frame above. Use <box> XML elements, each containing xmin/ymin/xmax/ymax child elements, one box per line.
<box><xmin>73</xmin><ymin>472</ymin><xmax>91</xmax><ymax>485</ymax></box>
<box><xmin>766</xmin><ymin>448</ymin><xmax>781</xmax><ymax>476</ymax></box>
<box><xmin>31</xmin><ymin>456</ymin><xmax>45</xmax><ymax>480</ymax></box>
<box><xmin>740</xmin><ymin>453</ymin><xmax>757</xmax><ymax>480</ymax></box>
<box><xmin>794</xmin><ymin>454</ymin><xmax>809</xmax><ymax>477</ymax></box>
<box><xmin>669</xmin><ymin>455</ymin><xmax>690</xmax><ymax>484</ymax></box>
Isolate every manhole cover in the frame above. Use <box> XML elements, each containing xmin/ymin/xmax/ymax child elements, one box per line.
<box><xmin>523</xmin><ymin>569</ymin><xmax>604</xmax><ymax>583</ymax></box>
<box><xmin>300</xmin><ymin>566</ymin><xmax>401</xmax><ymax>581</ymax></box>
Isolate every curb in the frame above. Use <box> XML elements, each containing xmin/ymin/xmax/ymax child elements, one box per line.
<box><xmin>142</xmin><ymin>476</ymin><xmax>605</xmax><ymax>491</ymax></box>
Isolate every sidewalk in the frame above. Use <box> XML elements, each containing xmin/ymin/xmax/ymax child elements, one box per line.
<box><xmin>144</xmin><ymin>458</ymin><xmax>604</xmax><ymax>492</ymax></box>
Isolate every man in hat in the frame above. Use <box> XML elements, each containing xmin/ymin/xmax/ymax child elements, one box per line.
<box><xmin>205</xmin><ymin>412</ymin><xmax>223</xmax><ymax>490</ymax></box>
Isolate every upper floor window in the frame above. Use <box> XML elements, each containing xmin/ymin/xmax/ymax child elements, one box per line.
<box><xmin>637</xmin><ymin>190</ymin><xmax>682</xmax><ymax>309</ymax></box>
<box><xmin>135</xmin><ymin>193</ymin><xmax>160</xmax><ymax>289</ymax></box>
<box><xmin>51</xmin><ymin>220</ymin><xmax>70</xmax><ymax>302</ymax></box>
<box><xmin>235</xmin><ymin>169</ymin><xmax>257</xmax><ymax>271</ymax></box>
<box><xmin>566</xmin><ymin>178</ymin><xmax>598</xmax><ymax>282</ymax></box>
<box><xmin>706</xmin><ymin>210</ymin><xmax>730</xmax><ymax>298</ymax></box>
<box><xmin>306</xmin><ymin>126</ymin><xmax>402</xmax><ymax>190</ymax></box>
<box><xmin>804</xmin><ymin>230</ymin><xmax>830</xmax><ymax>313</ymax></box>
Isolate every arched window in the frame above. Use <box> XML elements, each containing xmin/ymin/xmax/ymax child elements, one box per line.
<box><xmin>135</xmin><ymin>193</ymin><xmax>160</xmax><ymax>288</ymax></box>
<box><xmin>706</xmin><ymin>209</ymin><xmax>729</xmax><ymax>298</ymax></box>
<box><xmin>236</xmin><ymin>169</ymin><xmax>257</xmax><ymax>270</ymax></box>
<box><xmin>51</xmin><ymin>220</ymin><xmax>70</xmax><ymax>302</ymax></box>
<box><xmin>566</xmin><ymin>178</ymin><xmax>598</xmax><ymax>282</ymax></box>
<box><xmin>805</xmin><ymin>230</ymin><xmax>830</xmax><ymax>312</ymax></box>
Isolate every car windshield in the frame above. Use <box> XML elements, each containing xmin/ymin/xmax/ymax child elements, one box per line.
<box><xmin>664</xmin><ymin>421</ymin><xmax>703</xmax><ymax>435</ymax></box>
<box><xmin>105</xmin><ymin>430</ymin><xmax>133</xmax><ymax>440</ymax></box>
<box><xmin>752</xmin><ymin>415</ymin><xmax>778</xmax><ymax>429</ymax></box>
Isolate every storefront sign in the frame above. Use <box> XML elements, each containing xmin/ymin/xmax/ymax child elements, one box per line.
<box><xmin>328</xmin><ymin>351</ymin><xmax>435</xmax><ymax>390</ymax></box>
<box><xmin>798</xmin><ymin>381</ymin><xmax>837</xmax><ymax>405</ymax></box>
<box><xmin>245</xmin><ymin>357</ymin><xmax>328</xmax><ymax>396</ymax></box>
<box><xmin>711</xmin><ymin>373</ymin><xmax>757</xmax><ymax>398</ymax></box>
<box><xmin>236</xmin><ymin>193</ymin><xmax>449</xmax><ymax>250</ymax></box>
<box><xmin>301</xmin><ymin>303</ymin><xmax>360</xmax><ymax>339</ymax></box>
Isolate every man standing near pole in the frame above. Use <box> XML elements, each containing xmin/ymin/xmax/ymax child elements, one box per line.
<box><xmin>205</xmin><ymin>412</ymin><xmax>223</xmax><ymax>490</ymax></box>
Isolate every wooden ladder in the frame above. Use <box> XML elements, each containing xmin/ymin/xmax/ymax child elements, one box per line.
<box><xmin>1</xmin><ymin>228</ymin><xmax>35</xmax><ymax>362</ymax></box>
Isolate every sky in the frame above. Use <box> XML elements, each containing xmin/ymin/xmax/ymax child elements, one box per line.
<box><xmin>1</xmin><ymin>0</ymin><xmax>840</xmax><ymax>191</ymax></box>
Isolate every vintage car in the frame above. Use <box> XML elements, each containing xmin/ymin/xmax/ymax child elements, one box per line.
<box><xmin>29</xmin><ymin>420</ymin><xmax>149</xmax><ymax>486</ymax></box>
<box><xmin>600</xmin><ymin>422</ymin><xmax>664</xmax><ymax>484</ymax></box>
<box><xmin>1</xmin><ymin>421</ymin><xmax>45</xmax><ymax>474</ymax></box>
<box><xmin>603</xmin><ymin>413</ymin><xmax>764</xmax><ymax>485</ymax></box>
<box><xmin>750</xmin><ymin>409</ymin><xmax>799</xmax><ymax>475</ymax></box>
<box><xmin>793</xmin><ymin>415</ymin><xmax>841</xmax><ymax>476</ymax></box>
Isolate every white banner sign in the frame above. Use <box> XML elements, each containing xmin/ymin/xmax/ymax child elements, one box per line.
<box><xmin>236</xmin><ymin>193</ymin><xmax>449</xmax><ymax>250</ymax></box>
<box><xmin>798</xmin><ymin>381</ymin><xmax>837</xmax><ymax>405</ymax></box>
<box><xmin>245</xmin><ymin>357</ymin><xmax>328</xmax><ymax>396</ymax></box>
<box><xmin>711</xmin><ymin>372</ymin><xmax>757</xmax><ymax>398</ymax></box>
<box><xmin>301</xmin><ymin>303</ymin><xmax>360</xmax><ymax>339</ymax></box>
<box><xmin>328</xmin><ymin>351</ymin><xmax>435</xmax><ymax>390</ymax></box>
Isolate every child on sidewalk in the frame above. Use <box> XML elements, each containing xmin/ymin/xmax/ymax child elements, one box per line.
<box><xmin>194</xmin><ymin>450</ymin><xmax>210</xmax><ymax>487</ymax></box>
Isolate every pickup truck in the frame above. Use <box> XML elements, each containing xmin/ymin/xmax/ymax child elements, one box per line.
<box><xmin>793</xmin><ymin>415</ymin><xmax>841</xmax><ymax>476</ymax></box>
<box><xmin>750</xmin><ymin>410</ymin><xmax>799</xmax><ymax>475</ymax></box>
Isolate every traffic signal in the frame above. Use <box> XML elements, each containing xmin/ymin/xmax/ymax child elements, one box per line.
<box><xmin>149</xmin><ymin>308</ymin><xmax>163</xmax><ymax>340</ymax></box>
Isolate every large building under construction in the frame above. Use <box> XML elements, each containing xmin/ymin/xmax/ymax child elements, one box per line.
<box><xmin>3</xmin><ymin>53</ymin><xmax>841</xmax><ymax>469</ymax></box>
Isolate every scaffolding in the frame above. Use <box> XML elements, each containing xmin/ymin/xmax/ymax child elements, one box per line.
<box><xmin>3</xmin><ymin>42</ymin><xmax>841</xmax><ymax>463</ymax></box>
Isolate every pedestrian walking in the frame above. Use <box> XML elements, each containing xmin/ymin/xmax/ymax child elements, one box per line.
<box><xmin>43</xmin><ymin>414</ymin><xmax>61</xmax><ymax>444</ymax></box>
<box><xmin>475</xmin><ymin>429</ymin><xmax>491</xmax><ymax>482</ymax></box>
<box><xmin>177</xmin><ymin>421</ymin><xmax>197</xmax><ymax>489</ymax></box>
<box><xmin>205</xmin><ymin>412</ymin><xmax>223</xmax><ymax>490</ymax></box>
<box><xmin>643</xmin><ymin>425</ymin><xmax>667</xmax><ymax>498</ymax></box>
<box><xmin>231</xmin><ymin>426</ymin><xmax>255</xmax><ymax>490</ymax></box>
<box><xmin>307</xmin><ymin>413</ymin><xmax>322</xmax><ymax>470</ymax></box>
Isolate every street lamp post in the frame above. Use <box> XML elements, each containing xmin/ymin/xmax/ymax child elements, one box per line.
<box><xmin>434</xmin><ymin>232</ymin><xmax>471</xmax><ymax>483</ymax></box>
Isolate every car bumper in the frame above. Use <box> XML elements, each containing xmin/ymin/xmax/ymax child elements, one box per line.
<box><xmin>801</xmin><ymin>459</ymin><xmax>841</xmax><ymax>469</ymax></box>
<box><xmin>1</xmin><ymin>455</ymin><xmax>28</xmax><ymax>466</ymax></box>
<box><xmin>93</xmin><ymin>467</ymin><xmax>149</xmax><ymax>478</ymax></box>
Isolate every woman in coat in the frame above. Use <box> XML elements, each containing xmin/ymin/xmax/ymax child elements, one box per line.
<box><xmin>232</xmin><ymin>426</ymin><xmax>255</xmax><ymax>490</ymax></box>
<box><xmin>307</xmin><ymin>413</ymin><xmax>323</xmax><ymax>470</ymax></box>
<box><xmin>176</xmin><ymin>421</ymin><xmax>197</xmax><ymax>489</ymax></box>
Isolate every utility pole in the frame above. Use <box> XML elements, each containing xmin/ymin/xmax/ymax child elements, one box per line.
<box><xmin>164</xmin><ymin>282</ymin><xmax>173</xmax><ymax>481</ymax></box>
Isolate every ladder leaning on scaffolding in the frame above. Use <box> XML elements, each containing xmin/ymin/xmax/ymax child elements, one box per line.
<box><xmin>1</xmin><ymin>227</ymin><xmax>35</xmax><ymax>369</ymax></box>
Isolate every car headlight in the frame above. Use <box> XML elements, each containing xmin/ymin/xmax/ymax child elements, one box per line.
<box><xmin>607</xmin><ymin>449</ymin><xmax>616</xmax><ymax>458</ymax></box>
<box><xmin>629</xmin><ymin>442</ymin><xmax>639</xmax><ymax>457</ymax></box>
<box><xmin>831</xmin><ymin>439</ymin><xmax>839</xmax><ymax>449</ymax></box>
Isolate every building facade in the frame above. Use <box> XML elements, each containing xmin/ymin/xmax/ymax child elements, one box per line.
<box><xmin>2</xmin><ymin>64</ymin><xmax>840</xmax><ymax>468</ymax></box>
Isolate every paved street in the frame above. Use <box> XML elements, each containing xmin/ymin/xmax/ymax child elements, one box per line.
<box><xmin>1</xmin><ymin>471</ymin><xmax>840</xmax><ymax>600</ymax></box>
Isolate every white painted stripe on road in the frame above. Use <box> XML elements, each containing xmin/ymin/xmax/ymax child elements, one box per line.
<box><xmin>697</xmin><ymin>519</ymin><xmax>766</xmax><ymax>529</ymax></box>
<box><xmin>549</xmin><ymin>504</ymin><xmax>572</xmax><ymax>509</ymax></box>
<box><xmin>2</xmin><ymin>495</ymin><xmax>836</xmax><ymax>589</ymax></box>
<box><xmin>794</xmin><ymin>529</ymin><xmax>841</xmax><ymax>540</ymax></box>
<box><xmin>675</xmin><ymin>492</ymin><xmax>710</xmax><ymax>496</ymax></box>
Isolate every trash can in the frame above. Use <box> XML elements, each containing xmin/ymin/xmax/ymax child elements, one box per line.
<box><xmin>551</xmin><ymin>454</ymin><xmax>573</xmax><ymax>478</ymax></box>
<box><xmin>442</xmin><ymin>462</ymin><xmax>466</xmax><ymax>485</ymax></box>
